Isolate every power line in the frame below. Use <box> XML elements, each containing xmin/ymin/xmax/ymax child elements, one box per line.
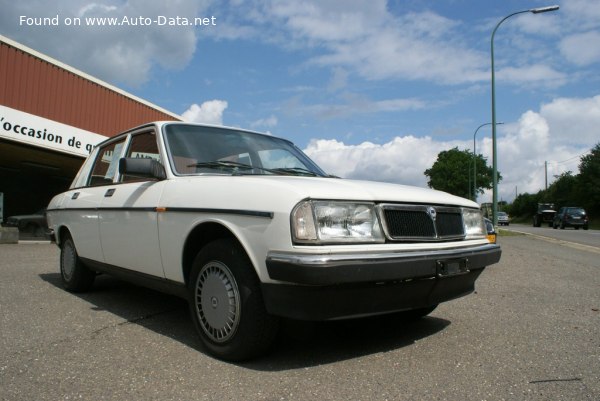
<box><xmin>547</xmin><ymin>151</ymin><xmax>590</xmax><ymax>166</ymax></box>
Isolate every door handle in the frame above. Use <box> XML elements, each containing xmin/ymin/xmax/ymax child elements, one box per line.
<box><xmin>104</xmin><ymin>188</ymin><xmax>116</xmax><ymax>197</ymax></box>
<box><xmin>71</xmin><ymin>192</ymin><xmax>80</xmax><ymax>200</ymax></box>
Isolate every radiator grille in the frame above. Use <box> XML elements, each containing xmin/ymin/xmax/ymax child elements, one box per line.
<box><xmin>381</xmin><ymin>205</ymin><xmax>465</xmax><ymax>241</ymax></box>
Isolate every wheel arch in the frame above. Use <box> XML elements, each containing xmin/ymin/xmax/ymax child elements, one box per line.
<box><xmin>56</xmin><ymin>225</ymin><xmax>72</xmax><ymax>246</ymax></box>
<box><xmin>181</xmin><ymin>221</ymin><xmax>252</xmax><ymax>287</ymax></box>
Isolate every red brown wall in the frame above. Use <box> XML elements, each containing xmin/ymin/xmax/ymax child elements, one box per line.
<box><xmin>0</xmin><ymin>40</ymin><xmax>180</xmax><ymax>137</ymax></box>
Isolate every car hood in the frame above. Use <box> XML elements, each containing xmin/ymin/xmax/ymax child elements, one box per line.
<box><xmin>167</xmin><ymin>175</ymin><xmax>478</xmax><ymax>209</ymax></box>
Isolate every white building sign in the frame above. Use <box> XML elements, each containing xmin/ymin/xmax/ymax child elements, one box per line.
<box><xmin>0</xmin><ymin>105</ymin><xmax>106</xmax><ymax>157</ymax></box>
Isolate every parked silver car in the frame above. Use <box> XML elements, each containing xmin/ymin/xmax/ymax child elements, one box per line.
<box><xmin>497</xmin><ymin>211</ymin><xmax>510</xmax><ymax>226</ymax></box>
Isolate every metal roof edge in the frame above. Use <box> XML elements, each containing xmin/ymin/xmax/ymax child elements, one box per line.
<box><xmin>0</xmin><ymin>34</ymin><xmax>183</xmax><ymax>121</ymax></box>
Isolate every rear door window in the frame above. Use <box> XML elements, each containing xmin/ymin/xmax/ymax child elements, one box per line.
<box><xmin>88</xmin><ymin>139</ymin><xmax>126</xmax><ymax>186</ymax></box>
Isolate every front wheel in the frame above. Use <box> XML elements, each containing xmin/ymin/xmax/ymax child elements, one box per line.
<box><xmin>188</xmin><ymin>239</ymin><xmax>279</xmax><ymax>361</ymax></box>
<box><xmin>60</xmin><ymin>234</ymin><xmax>95</xmax><ymax>292</ymax></box>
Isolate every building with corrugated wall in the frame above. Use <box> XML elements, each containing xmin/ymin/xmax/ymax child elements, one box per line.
<box><xmin>0</xmin><ymin>35</ymin><xmax>181</xmax><ymax>232</ymax></box>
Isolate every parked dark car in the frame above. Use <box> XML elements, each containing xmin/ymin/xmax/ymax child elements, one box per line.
<box><xmin>2</xmin><ymin>208</ymin><xmax>48</xmax><ymax>237</ymax></box>
<box><xmin>533</xmin><ymin>203</ymin><xmax>556</xmax><ymax>227</ymax></box>
<box><xmin>553</xmin><ymin>207</ymin><xmax>589</xmax><ymax>230</ymax></box>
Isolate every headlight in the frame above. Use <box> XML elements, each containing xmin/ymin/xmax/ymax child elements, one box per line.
<box><xmin>462</xmin><ymin>208</ymin><xmax>486</xmax><ymax>239</ymax></box>
<box><xmin>292</xmin><ymin>201</ymin><xmax>384</xmax><ymax>244</ymax></box>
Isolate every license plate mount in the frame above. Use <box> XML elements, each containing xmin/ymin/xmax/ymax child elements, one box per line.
<box><xmin>436</xmin><ymin>258</ymin><xmax>470</xmax><ymax>278</ymax></box>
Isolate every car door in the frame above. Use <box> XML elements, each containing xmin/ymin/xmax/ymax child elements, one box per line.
<box><xmin>62</xmin><ymin>138</ymin><xmax>127</xmax><ymax>262</ymax></box>
<box><xmin>98</xmin><ymin>130</ymin><xmax>166</xmax><ymax>278</ymax></box>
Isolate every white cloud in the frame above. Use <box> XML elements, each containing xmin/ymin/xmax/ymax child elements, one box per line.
<box><xmin>0</xmin><ymin>0</ymin><xmax>209</xmax><ymax>86</ymax></box>
<box><xmin>305</xmin><ymin>13</ymin><xmax>487</xmax><ymax>85</ymax></box>
<box><xmin>215</xmin><ymin>0</ymin><xmax>571</xmax><ymax>88</ymax></box>
<box><xmin>540</xmin><ymin>95</ymin><xmax>600</xmax><ymax>145</ymax></box>
<box><xmin>496</xmin><ymin>64</ymin><xmax>567</xmax><ymax>88</ymax></box>
<box><xmin>305</xmin><ymin>96</ymin><xmax>597</xmax><ymax>204</ymax></box>
<box><xmin>562</xmin><ymin>0</ymin><xmax>600</xmax><ymax>30</ymax></box>
<box><xmin>327</xmin><ymin>67</ymin><xmax>349</xmax><ymax>92</ymax></box>
<box><xmin>182</xmin><ymin>100</ymin><xmax>228</xmax><ymax>125</ymax></box>
<box><xmin>250</xmin><ymin>115</ymin><xmax>278</xmax><ymax>129</ymax></box>
<box><xmin>286</xmin><ymin>95</ymin><xmax>426</xmax><ymax>120</ymax></box>
<box><xmin>268</xmin><ymin>0</ymin><xmax>388</xmax><ymax>42</ymax></box>
<box><xmin>304</xmin><ymin>136</ymin><xmax>463</xmax><ymax>188</ymax></box>
<box><xmin>560</xmin><ymin>31</ymin><xmax>600</xmax><ymax>66</ymax></box>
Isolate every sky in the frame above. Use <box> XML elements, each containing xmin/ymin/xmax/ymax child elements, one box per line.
<box><xmin>2</xmin><ymin>0</ymin><xmax>599</xmax><ymax>203</ymax></box>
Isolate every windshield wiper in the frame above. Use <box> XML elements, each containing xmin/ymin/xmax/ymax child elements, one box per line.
<box><xmin>187</xmin><ymin>161</ymin><xmax>274</xmax><ymax>175</ymax></box>
<box><xmin>270</xmin><ymin>167</ymin><xmax>319</xmax><ymax>176</ymax></box>
<box><xmin>188</xmin><ymin>161</ymin><xmax>321</xmax><ymax>177</ymax></box>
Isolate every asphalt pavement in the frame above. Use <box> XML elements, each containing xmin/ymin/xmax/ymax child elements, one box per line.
<box><xmin>502</xmin><ymin>223</ymin><xmax>599</xmax><ymax>249</ymax></box>
<box><xmin>1</xmin><ymin>237</ymin><xmax>599</xmax><ymax>401</ymax></box>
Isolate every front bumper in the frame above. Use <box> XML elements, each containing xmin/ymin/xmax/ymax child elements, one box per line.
<box><xmin>565</xmin><ymin>219</ymin><xmax>587</xmax><ymax>227</ymax></box>
<box><xmin>262</xmin><ymin>243</ymin><xmax>501</xmax><ymax>320</ymax></box>
<box><xmin>266</xmin><ymin>243</ymin><xmax>501</xmax><ymax>285</ymax></box>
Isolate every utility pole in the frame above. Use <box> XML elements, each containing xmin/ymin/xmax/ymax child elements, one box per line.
<box><xmin>545</xmin><ymin>161</ymin><xmax>548</xmax><ymax>190</ymax></box>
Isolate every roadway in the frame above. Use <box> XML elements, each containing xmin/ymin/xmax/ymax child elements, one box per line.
<box><xmin>1</xmin><ymin>237</ymin><xmax>599</xmax><ymax>400</ymax></box>
<box><xmin>502</xmin><ymin>223</ymin><xmax>600</xmax><ymax>250</ymax></box>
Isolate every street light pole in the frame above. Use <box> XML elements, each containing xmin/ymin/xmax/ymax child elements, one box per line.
<box><xmin>472</xmin><ymin>122</ymin><xmax>503</xmax><ymax>202</ymax></box>
<box><xmin>490</xmin><ymin>5</ymin><xmax>559</xmax><ymax>226</ymax></box>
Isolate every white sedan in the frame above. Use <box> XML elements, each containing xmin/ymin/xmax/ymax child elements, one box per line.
<box><xmin>47</xmin><ymin>122</ymin><xmax>501</xmax><ymax>360</ymax></box>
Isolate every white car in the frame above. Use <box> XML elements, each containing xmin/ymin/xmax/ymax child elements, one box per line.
<box><xmin>497</xmin><ymin>211</ymin><xmax>510</xmax><ymax>226</ymax></box>
<box><xmin>46</xmin><ymin>122</ymin><xmax>501</xmax><ymax>360</ymax></box>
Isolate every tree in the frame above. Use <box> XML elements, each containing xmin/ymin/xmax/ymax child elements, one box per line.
<box><xmin>545</xmin><ymin>171</ymin><xmax>578</xmax><ymax>208</ymax></box>
<box><xmin>506</xmin><ymin>143</ymin><xmax>600</xmax><ymax>220</ymax></box>
<box><xmin>577</xmin><ymin>143</ymin><xmax>600</xmax><ymax>213</ymax></box>
<box><xmin>424</xmin><ymin>147</ymin><xmax>499</xmax><ymax>199</ymax></box>
<box><xmin>508</xmin><ymin>192</ymin><xmax>540</xmax><ymax>217</ymax></box>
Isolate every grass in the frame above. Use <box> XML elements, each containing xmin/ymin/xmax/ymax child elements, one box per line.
<box><xmin>497</xmin><ymin>228</ymin><xmax>524</xmax><ymax>237</ymax></box>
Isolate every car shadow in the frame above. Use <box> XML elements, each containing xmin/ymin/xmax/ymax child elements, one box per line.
<box><xmin>40</xmin><ymin>273</ymin><xmax>450</xmax><ymax>370</ymax></box>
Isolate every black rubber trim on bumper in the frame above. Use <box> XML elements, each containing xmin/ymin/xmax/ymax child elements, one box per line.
<box><xmin>266</xmin><ymin>243</ymin><xmax>501</xmax><ymax>286</ymax></box>
<box><xmin>261</xmin><ymin>269</ymin><xmax>484</xmax><ymax>321</ymax></box>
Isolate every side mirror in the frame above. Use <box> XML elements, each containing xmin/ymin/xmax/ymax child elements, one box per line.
<box><xmin>119</xmin><ymin>158</ymin><xmax>166</xmax><ymax>181</ymax></box>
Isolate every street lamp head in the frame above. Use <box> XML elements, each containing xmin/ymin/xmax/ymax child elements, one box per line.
<box><xmin>530</xmin><ymin>5</ymin><xmax>559</xmax><ymax>14</ymax></box>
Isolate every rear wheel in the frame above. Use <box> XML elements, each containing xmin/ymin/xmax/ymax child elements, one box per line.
<box><xmin>188</xmin><ymin>238</ymin><xmax>279</xmax><ymax>361</ymax></box>
<box><xmin>60</xmin><ymin>234</ymin><xmax>95</xmax><ymax>292</ymax></box>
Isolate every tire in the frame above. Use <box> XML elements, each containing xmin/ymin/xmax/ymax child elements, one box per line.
<box><xmin>188</xmin><ymin>238</ymin><xmax>279</xmax><ymax>361</ymax></box>
<box><xmin>60</xmin><ymin>234</ymin><xmax>95</xmax><ymax>292</ymax></box>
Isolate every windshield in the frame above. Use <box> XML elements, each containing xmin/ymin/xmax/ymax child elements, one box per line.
<box><xmin>163</xmin><ymin>124</ymin><xmax>327</xmax><ymax>177</ymax></box>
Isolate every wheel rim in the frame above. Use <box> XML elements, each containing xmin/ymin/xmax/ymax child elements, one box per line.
<box><xmin>194</xmin><ymin>261</ymin><xmax>241</xmax><ymax>343</ymax></box>
<box><xmin>61</xmin><ymin>240</ymin><xmax>76</xmax><ymax>281</ymax></box>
